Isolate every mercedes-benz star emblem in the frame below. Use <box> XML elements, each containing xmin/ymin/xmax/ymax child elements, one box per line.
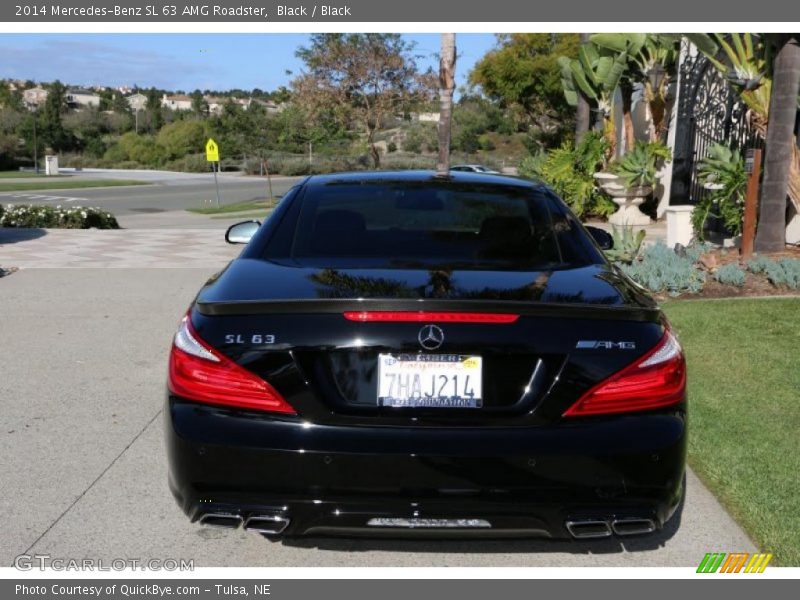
<box><xmin>418</xmin><ymin>324</ymin><xmax>445</xmax><ymax>350</ymax></box>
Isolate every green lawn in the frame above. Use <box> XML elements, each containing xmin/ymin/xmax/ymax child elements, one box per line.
<box><xmin>663</xmin><ymin>298</ymin><xmax>800</xmax><ymax>565</ymax></box>
<box><xmin>186</xmin><ymin>199</ymin><xmax>277</xmax><ymax>215</ymax></box>
<box><xmin>0</xmin><ymin>179</ymin><xmax>148</xmax><ymax>192</ymax></box>
<box><xmin>0</xmin><ymin>171</ymin><xmax>63</xmax><ymax>179</ymax></box>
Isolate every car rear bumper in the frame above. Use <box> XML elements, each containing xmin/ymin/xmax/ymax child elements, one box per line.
<box><xmin>165</xmin><ymin>397</ymin><xmax>686</xmax><ymax>539</ymax></box>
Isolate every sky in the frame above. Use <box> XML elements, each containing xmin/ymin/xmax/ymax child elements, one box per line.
<box><xmin>0</xmin><ymin>33</ymin><xmax>498</xmax><ymax>93</ymax></box>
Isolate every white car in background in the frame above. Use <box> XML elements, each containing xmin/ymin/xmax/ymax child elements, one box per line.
<box><xmin>450</xmin><ymin>164</ymin><xmax>502</xmax><ymax>174</ymax></box>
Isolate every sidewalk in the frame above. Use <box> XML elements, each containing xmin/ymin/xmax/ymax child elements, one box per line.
<box><xmin>0</xmin><ymin>227</ymin><xmax>240</xmax><ymax>268</ymax></box>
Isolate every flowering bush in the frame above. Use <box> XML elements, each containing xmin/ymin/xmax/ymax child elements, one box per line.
<box><xmin>0</xmin><ymin>204</ymin><xmax>119</xmax><ymax>229</ymax></box>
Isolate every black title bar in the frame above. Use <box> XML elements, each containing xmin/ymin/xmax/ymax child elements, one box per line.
<box><xmin>3</xmin><ymin>0</ymin><xmax>800</xmax><ymax>22</ymax></box>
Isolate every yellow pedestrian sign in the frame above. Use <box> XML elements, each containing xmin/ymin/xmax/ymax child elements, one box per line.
<box><xmin>205</xmin><ymin>138</ymin><xmax>219</xmax><ymax>162</ymax></box>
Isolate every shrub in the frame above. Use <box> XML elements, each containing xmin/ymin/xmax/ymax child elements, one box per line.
<box><xmin>519</xmin><ymin>131</ymin><xmax>613</xmax><ymax>219</ymax></box>
<box><xmin>714</xmin><ymin>263</ymin><xmax>746</xmax><ymax>287</ymax></box>
<box><xmin>387</xmin><ymin>141</ymin><xmax>397</xmax><ymax>153</ymax></box>
<box><xmin>156</xmin><ymin>119</ymin><xmax>208</xmax><ymax>160</ymax></box>
<box><xmin>746</xmin><ymin>254</ymin><xmax>774</xmax><ymax>274</ymax></box>
<box><xmin>764</xmin><ymin>259</ymin><xmax>800</xmax><ymax>289</ymax></box>
<box><xmin>620</xmin><ymin>242</ymin><xmax>706</xmax><ymax>296</ymax></box>
<box><xmin>0</xmin><ymin>204</ymin><xmax>119</xmax><ymax>229</ymax></box>
<box><xmin>683</xmin><ymin>241</ymin><xmax>714</xmax><ymax>263</ymax></box>
<box><xmin>692</xmin><ymin>144</ymin><xmax>747</xmax><ymax>240</ymax></box>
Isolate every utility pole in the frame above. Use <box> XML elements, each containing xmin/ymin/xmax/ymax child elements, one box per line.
<box><xmin>32</xmin><ymin>106</ymin><xmax>39</xmax><ymax>174</ymax></box>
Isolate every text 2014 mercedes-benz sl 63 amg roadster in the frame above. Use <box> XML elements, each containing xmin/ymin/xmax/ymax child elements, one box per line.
<box><xmin>166</xmin><ymin>170</ymin><xmax>686</xmax><ymax>540</ymax></box>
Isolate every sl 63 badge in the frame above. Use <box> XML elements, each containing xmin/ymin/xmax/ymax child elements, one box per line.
<box><xmin>225</xmin><ymin>334</ymin><xmax>276</xmax><ymax>344</ymax></box>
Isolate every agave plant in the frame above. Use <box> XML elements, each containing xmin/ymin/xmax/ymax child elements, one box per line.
<box><xmin>604</xmin><ymin>224</ymin><xmax>647</xmax><ymax>264</ymax></box>
<box><xmin>610</xmin><ymin>141</ymin><xmax>672</xmax><ymax>189</ymax></box>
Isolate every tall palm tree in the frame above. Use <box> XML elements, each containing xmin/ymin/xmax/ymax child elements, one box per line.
<box><xmin>575</xmin><ymin>33</ymin><xmax>592</xmax><ymax>142</ymax></box>
<box><xmin>437</xmin><ymin>33</ymin><xmax>456</xmax><ymax>175</ymax></box>
<box><xmin>755</xmin><ymin>34</ymin><xmax>800</xmax><ymax>252</ymax></box>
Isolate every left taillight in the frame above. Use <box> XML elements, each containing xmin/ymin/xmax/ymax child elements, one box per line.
<box><xmin>563</xmin><ymin>329</ymin><xmax>686</xmax><ymax>418</ymax></box>
<box><xmin>167</xmin><ymin>314</ymin><xmax>296</xmax><ymax>414</ymax></box>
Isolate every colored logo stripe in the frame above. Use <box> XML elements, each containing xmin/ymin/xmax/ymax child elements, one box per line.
<box><xmin>697</xmin><ymin>552</ymin><xmax>772</xmax><ymax>573</ymax></box>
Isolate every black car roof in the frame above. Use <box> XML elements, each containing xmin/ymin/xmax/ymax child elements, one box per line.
<box><xmin>304</xmin><ymin>169</ymin><xmax>543</xmax><ymax>190</ymax></box>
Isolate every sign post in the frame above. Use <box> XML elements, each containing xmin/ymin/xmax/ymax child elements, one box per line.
<box><xmin>741</xmin><ymin>148</ymin><xmax>761</xmax><ymax>260</ymax></box>
<box><xmin>206</xmin><ymin>138</ymin><xmax>221</xmax><ymax>209</ymax></box>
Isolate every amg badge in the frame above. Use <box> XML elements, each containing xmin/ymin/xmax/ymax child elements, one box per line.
<box><xmin>576</xmin><ymin>340</ymin><xmax>636</xmax><ymax>350</ymax></box>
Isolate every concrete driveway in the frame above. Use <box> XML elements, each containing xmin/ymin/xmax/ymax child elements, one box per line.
<box><xmin>0</xmin><ymin>232</ymin><xmax>757</xmax><ymax>567</ymax></box>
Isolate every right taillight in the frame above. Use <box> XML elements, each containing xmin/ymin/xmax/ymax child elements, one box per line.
<box><xmin>167</xmin><ymin>314</ymin><xmax>296</xmax><ymax>415</ymax></box>
<box><xmin>563</xmin><ymin>330</ymin><xmax>686</xmax><ymax>417</ymax></box>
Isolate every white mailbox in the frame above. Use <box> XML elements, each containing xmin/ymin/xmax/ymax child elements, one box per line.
<box><xmin>45</xmin><ymin>155</ymin><xmax>59</xmax><ymax>176</ymax></box>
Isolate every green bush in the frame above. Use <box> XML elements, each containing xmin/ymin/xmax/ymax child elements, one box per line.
<box><xmin>156</xmin><ymin>119</ymin><xmax>209</xmax><ymax>160</ymax></box>
<box><xmin>714</xmin><ymin>263</ymin><xmax>746</xmax><ymax>287</ymax></box>
<box><xmin>764</xmin><ymin>259</ymin><xmax>800</xmax><ymax>289</ymax></box>
<box><xmin>519</xmin><ymin>131</ymin><xmax>614</xmax><ymax>219</ymax></box>
<box><xmin>0</xmin><ymin>204</ymin><xmax>119</xmax><ymax>229</ymax></box>
<box><xmin>620</xmin><ymin>242</ymin><xmax>706</xmax><ymax>296</ymax></box>
<box><xmin>746</xmin><ymin>254</ymin><xmax>774</xmax><ymax>274</ymax></box>
<box><xmin>692</xmin><ymin>144</ymin><xmax>747</xmax><ymax>240</ymax></box>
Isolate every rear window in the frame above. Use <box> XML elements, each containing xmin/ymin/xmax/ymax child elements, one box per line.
<box><xmin>263</xmin><ymin>181</ymin><xmax>603</xmax><ymax>270</ymax></box>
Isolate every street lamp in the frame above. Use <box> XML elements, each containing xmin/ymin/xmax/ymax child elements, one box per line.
<box><xmin>647</xmin><ymin>64</ymin><xmax>667</xmax><ymax>95</ymax></box>
<box><xmin>27</xmin><ymin>102</ymin><xmax>39</xmax><ymax>174</ymax></box>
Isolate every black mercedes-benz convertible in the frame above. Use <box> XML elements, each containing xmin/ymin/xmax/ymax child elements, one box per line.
<box><xmin>165</xmin><ymin>170</ymin><xmax>686</xmax><ymax>540</ymax></box>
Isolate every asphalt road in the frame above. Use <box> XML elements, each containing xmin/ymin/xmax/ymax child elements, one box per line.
<box><xmin>0</xmin><ymin>264</ymin><xmax>757</xmax><ymax>567</ymax></box>
<box><xmin>0</xmin><ymin>169</ymin><xmax>303</xmax><ymax>216</ymax></box>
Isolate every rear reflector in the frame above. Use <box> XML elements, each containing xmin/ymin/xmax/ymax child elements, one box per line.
<box><xmin>343</xmin><ymin>311</ymin><xmax>519</xmax><ymax>324</ymax></box>
<box><xmin>563</xmin><ymin>329</ymin><xmax>686</xmax><ymax>417</ymax></box>
<box><xmin>168</xmin><ymin>314</ymin><xmax>296</xmax><ymax>414</ymax></box>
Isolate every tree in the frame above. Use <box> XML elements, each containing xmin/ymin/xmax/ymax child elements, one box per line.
<box><xmin>755</xmin><ymin>34</ymin><xmax>800</xmax><ymax>251</ymax></box>
<box><xmin>111</xmin><ymin>92</ymin><xmax>130</xmax><ymax>115</ymax></box>
<box><xmin>294</xmin><ymin>33</ymin><xmax>431</xmax><ymax>168</ymax></box>
<box><xmin>39</xmin><ymin>80</ymin><xmax>72</xmax><ymax>151</ymax></box>
<box><xmin>437</xmin><ymin>33</ymin><xmax>456</xmax><ymax>174</ymax></box>
<box><xmin>575</xmin><ymin>33</ymin><xmax>592</xmax><ymax>142</ymax></box>
<box><xmin>98</xmin><ymin>89</ymin><xmax>114</xmax><ymax>112</ymax></box>
<box><xmin>470</xmin><ymin>34</ymin><xmax>580</xmax><ymax>145</ymax></box>
<box><xmin>190</xmin><ymin>90</ymin><xmax>209</xmax><ymax>118</ymax></box>
<box><xmin>144</xmin><ymin>87</ymin><xmax>163</xmax><ymax>132</ymax></box>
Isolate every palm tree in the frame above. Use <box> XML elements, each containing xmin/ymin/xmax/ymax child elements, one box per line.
<box><xmin>755</xmin><ymin>34</ymin><xmax>800</xmax><ymax>252</ymax></box>
<box><xmin>575</xmin><ymin>33</ymin><xmax>592</xmax><ymax>142</ymax></box>
<box><xmin>437</xmin><ymin>33</ymin><xmax>456</xmax><ymax>175</ymax></box>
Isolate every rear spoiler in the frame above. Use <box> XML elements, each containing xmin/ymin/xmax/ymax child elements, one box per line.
<box><xmin>195</xmin><ymin>298</ymin><xmax>662</xmax><ymax>323</ymax></box>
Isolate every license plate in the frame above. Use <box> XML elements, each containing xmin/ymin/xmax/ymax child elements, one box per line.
<box><xmin>377</xmin><ymin>354</ymin><xmax>483</xmax><ymax>408</ymax></box>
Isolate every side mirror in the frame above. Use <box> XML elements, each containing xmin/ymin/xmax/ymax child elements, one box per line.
<box><xmin>225</xmin><ymin>220</ymin><xmax>261</xmax><ymax>245</ymax></box>
<box><xmin>586</xmin><ymin>226</ymin><xmax>613</xmax><ymax>250</ymax></box>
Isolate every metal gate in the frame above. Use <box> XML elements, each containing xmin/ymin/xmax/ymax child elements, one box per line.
<box><xmin>669</xmin><ymin>41</ymin><xmax>759</xmax><ymax>206</ymax></box>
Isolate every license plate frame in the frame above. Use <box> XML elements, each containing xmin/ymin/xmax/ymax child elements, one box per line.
<box><xmin>377</xmin><ymin>353</ymin><xmax>483</xmax><ymax>409</ymax></box>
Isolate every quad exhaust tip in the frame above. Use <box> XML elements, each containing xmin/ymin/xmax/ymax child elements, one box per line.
<box><xmin>198</xmin><ymin>512</ymin><xmax>244</xmax><ymax>529</ymax></box>
<box><xmin>565</xmin><ymin>519</ymin><xmax>612</xmax><ymax>539</ymax></box>
<box><xmin>566</xmin><ymin>517</ymin><xmax>657</xmax><ymax>539</ymax></box>
<box><xmin>243</xmin><ymin>514</ymin><xmax>291</xmax><ymax>536</ymax></box>
<box><xmin>611</xmin><ymin>517</ymin><xmax>656</xmax><ymax>536</ymax></box>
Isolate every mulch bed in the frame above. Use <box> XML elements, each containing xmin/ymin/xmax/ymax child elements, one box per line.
<box><xmin>655</xmin><ymin>244</ymin><xmax>800</xmax><ymax>301</ymax></box>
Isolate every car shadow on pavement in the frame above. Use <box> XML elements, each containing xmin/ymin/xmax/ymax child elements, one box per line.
<box><xmin>278</xmin><ymin>495</ymin><xmax>685</xmax><ymax>555</ymax></box>
<box><xmin>0</xmin><ymin>227</ymin><xmax>47</xmax><ymax>244</ymax></box>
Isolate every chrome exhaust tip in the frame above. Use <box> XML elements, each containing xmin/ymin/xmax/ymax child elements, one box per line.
<box><xmin>565</xmin><ymin>519</ymin><xmax>612</xmax><ymax>539</ymax></box>
<box><xmin>198</xmin><ymin>512</ymin><xmax>243</xmax><ymax>529</ymax></box>
<box><xmin>611</xmin><ymin>517</ymin><xmax>656</xmax><ymax>536</ymax></box>
<box><xmin>243</xmin><ymin>514</ymin><xmax>291</xmax><ymax>536</ymax></box>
